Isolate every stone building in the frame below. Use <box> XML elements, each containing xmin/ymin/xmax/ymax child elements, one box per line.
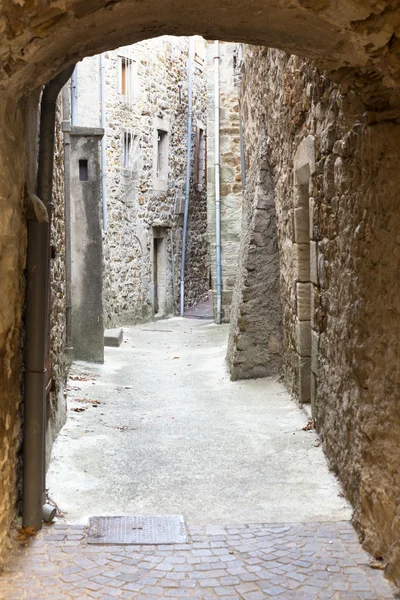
<box><xmin>65</xmin><ymin>36</ymin><xmax>209</xmax><ymax>361</ymax></box>
<box><xmin>206</xmin><ymin>42</ymin><xmax>243</xmax><ymax>323</ymax></box>
<box><xmin>2</xmin><ymin>0</ymin><xmax>400</xmax><ymax>588</ymax></box>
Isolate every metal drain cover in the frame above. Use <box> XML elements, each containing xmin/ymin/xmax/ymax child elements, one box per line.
<box><xmin>87</xmin><ymin>515</ymin><xmax>187</xmax><ymax>545</ymax></box>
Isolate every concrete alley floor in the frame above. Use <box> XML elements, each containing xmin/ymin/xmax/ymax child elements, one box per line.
<box><xmin>1</xmin><ymin>318</ymin><xmax>397</xmax><ymax>599</ymax></box>
<box><xmin>47</xmin><ymin>318</ymin><xmax>350</xmax><ymax>524</ymax></box>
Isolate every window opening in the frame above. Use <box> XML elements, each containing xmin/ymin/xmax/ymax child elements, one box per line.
<box><xmin>157</xmin><ymin>130</ymin><xmax>168</xmax><ymax>179</ymax></box>
<box><xmin>120</xmin><ymin>56</ymin><xmax>137</xmax><ymax>102</ymax></box>
<box><xmin>79</xmin><ymin>159</ymin><xmax>88</xmax><ymax>181</ymax></box>
<box><xmin>123</xmin><ymin>132</ymin><xmax>133</xmax><ymax>170</ymax></box>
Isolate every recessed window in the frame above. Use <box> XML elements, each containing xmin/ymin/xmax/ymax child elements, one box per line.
<box><xmin>120</xmin><ymin>56</ymin><xmax>137</xmax><ymax>100</ymax></box>
<box><xmin>79</xmin><ymin>159</ymin><xmax>88</xmax><ymax>181</ymax></box>
<box><xmin>153</xmin><ymin>120</ymin><xmax>169</xmax><ymax>191</ymax></box>
<box><xmin>156</xmin><ymin>130</ymin><xmax>168</xmax><ymax>180</ymax></box>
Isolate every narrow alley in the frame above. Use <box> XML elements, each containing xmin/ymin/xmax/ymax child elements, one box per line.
<box><xmin>1</xmin><ymin>319</ymin><xmax>396</xmax><ymax>599</ymax></box>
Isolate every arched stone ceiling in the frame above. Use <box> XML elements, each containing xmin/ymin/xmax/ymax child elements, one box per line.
<box><xmin>0</xmin><ymin>0</ymin><xmax>400</xmax><ymax>103</ymax></box>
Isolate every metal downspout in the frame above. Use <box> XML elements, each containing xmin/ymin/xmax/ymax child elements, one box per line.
<box><xmin>214</xmin><ymin>41</ymin><xmax>222</xmax><ymax>324</ymax></box>
<box><xmin>180</xmin><ymin>36</ymin><xmax>194</xmax><ymax>317</ymax></box>
<box><xmin>23</xmin><ymin>65</ymin><xmax>75</xmax><ymax>530</ymax></box>
<box><xmin>100</xmin><ymin>54</ymin><xmax>108</xmax><ymax>231</ymax></box>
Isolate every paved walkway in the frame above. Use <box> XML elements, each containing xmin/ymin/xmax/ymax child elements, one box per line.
<box><xmin>1</xmin><ymin>522</ymin><xmax>396</xmax><ymax>599</ymax></box>
<box><xmin>45</xmin><ymin>318</ymin><xmax>350</xmax><ymax>524</ymax></box>
<box><xmin>0</xmin><ymin>318</ymin><xmax>397</xmax><ymax>598</ymax></box>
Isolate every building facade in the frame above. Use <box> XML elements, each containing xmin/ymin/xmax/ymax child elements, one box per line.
<box><xmin>66</xmin><ymin>36</ymin><xmax>210</xmax><ymax>361</ymax></box>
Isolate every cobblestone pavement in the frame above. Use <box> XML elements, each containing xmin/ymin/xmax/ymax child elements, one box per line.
<box><xmin>1</xmin><ymin>521</ymin><xmax>397</xmax><ymax>599</ymax></box>
<box><xmin>184</xmin><ymin>294</ymin><xmax>214</xmax><ymax>320</ymax></box>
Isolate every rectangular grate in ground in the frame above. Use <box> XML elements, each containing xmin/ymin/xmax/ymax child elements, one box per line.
<box><xmin>87</xmin><ymin>515</ymin><xmax>187</xmax><ymax>545</ymax></box>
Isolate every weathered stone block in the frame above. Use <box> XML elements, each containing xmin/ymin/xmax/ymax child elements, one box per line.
<box><xmin>298</xmin><ymin>356</ymin><xmax>311</xmax><ymax>403</ymax></box>
<box><xmin>294</xmin><ymin>207</ymin><xmax>309</xmax><ymax>243</ymax></box>
<box><xmin>293</xmin><ymin>243</ymin><xmax>310</xmax><ymax>282</ymax></box>
<box><xmin>104</xmin><ymin>328</ymin><xmax>123</xmax><ymax>347</ymax></box>
<box><xmin>293</xmin><ymin>183</ymin><xmax>309</xmax><ymax>208</ymax></box>
<box><xmin>295</xmin><ymin>318</ymin><xmax>311</xmax><ymax>356</ymax></box>
<box><xmin>296</xmin><ymin>282</ymin><xmax>311</xmax><ymax>321</ymax></box>
<box><xmin>294</xmin><ymin>135</ymin><xmax>315</xmax><ymax>185</ymax></box>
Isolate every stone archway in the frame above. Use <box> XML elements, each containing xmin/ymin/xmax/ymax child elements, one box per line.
<box><xmin>2</xmin><ymin>1</ymin><xmax>400</xmax><ymax>99</ymax></box>
<box><xmin>1</xmin><ymin>0</ymin><xmax>400</xmax><ymax>570</ymax></box>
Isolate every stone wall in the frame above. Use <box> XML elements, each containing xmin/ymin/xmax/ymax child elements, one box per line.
<box><xmin>206</xmin><ymin>42</ymin><xmax>243</xmax><ymax>322</ymax></box>
<box><xmin>0</xmin><ymin>96</ymin><xmax>69</xmax><ymax>566</ymax></box>
<box><xmin>227</xmin><ymin>126</ymin><xmax>283</xmax><ymax>380</ymax></box>
<box><xmin>2</xmin><ymin>0</ymin><xmax>400</xmax><ymax>575</ymax></box>
<box><xmin>46</xmin><ymin>100</ymin><xmax>69</xmax><ymax>464</ymax></box>
<box><xmin>233</xmin><ymin>44</ymin><xmax>400</xmax><ymax>583</ymax></box>
<box><xmin>74</xmin><ymin>36</ymin><xmax>209</xmax><ymax>328</ymax></box>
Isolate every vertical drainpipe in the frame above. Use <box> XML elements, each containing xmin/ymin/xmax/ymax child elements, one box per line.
<box><xmin>100</xmin><ymin>54</ymin><xmax>108</xmax><ymax>232</ymax></box>
<box><xmin>214</xmin><ymin>41</ymin><xmax>222</xmax><ymax>324</ymax></box>
<box><xmin>180</xmin><ymin>36</ymin><xmax>194</xmax><ymax>317</ymax></box>
<box><xmin>23</xmin><ymin>65</ymin><xmax>75</xmax><ymax>530</ymax></box>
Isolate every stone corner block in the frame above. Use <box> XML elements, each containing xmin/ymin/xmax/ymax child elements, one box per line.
<box><xmin>298</xmin><ymin>356</ymin><xmax>311</xmax><ymax>403</ymax></box>
<box><xmin>295</xmin><ymin>318</ymin><xmax>311</xmax><ymax>357</ymax></box>
<box><xmin>296</xmin><ymin>282</ymin><xmax>311</xmax><ymax>321</ymax></box>
<box><xmin>104</xmin><ymin>328</ymin><xmax>123</xmax><ymax>347</ymax></box>
<box><xmin>294</xmin><ymin>135</ymin><xmax>315</xmax><ymax>185</ymax></box>
<box><xmin>294</xmin><ymin>207</ymin><xmax>309</xmax><ymax>244</ymax></box>
<box><xmin>293</xmin><ymin>243</ymin><xmax>310</xmax><ymax>283</ymax></box>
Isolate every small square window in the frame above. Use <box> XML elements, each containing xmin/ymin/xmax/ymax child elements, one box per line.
<box><xmin>123</xmin><ymin>131</ymin><xmax>138</xmax><ymax>171</ymax></box>
<box><xmin>156</xmin><ymin>130</ymin><xmax>168</xmax><ymax>180</ymax></box>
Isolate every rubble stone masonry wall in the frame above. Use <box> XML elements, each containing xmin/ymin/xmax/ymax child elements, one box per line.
<box><xmin>75</xmin><ymin>37</ymin><xmax>209</xmax><ymax>327</ymax></box>
<box><xmin>47</xmin><ymin>101</ymin><xmax>68</xmax><ymax>464</ymax></box>
<box><xmin>234</xmin><ymin>45</ymin><xmax>400</xmax><ymax>583</ymax></box>
<box><xmin>2</xmin><ymin>0</ymin><xmax>400</xmax><ymax>575</ymax></box>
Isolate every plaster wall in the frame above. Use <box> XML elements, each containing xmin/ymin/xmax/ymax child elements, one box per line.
<box><xmin>69</xmin><ymin>129</ymin><xmax>104</xmax><ymax>362</ymax></box>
